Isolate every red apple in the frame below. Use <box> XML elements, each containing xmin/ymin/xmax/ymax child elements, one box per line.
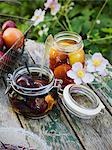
<box><xmin>3</xmin><ymin>28</ymin><xmax>24</xmax><ymax>49</ymax></box>
<box><xmin>2</xmin><ymin>20</ymin><xmax>16</xmax><ymax>31</ymax></box>
<box><xmin>0</xmin><ymin>36</ymin><xmax>4</xmax><ymax>49</ymax></box>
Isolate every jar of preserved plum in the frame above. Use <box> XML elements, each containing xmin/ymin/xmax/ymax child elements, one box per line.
<box><xmin>7</xmin><ymin>65</ymin><xmax>62</xmax><ymax>119</ymax></box>
<box><xmin>49</xmin><ymin>31</ymin><xmax>85</xmax><ymax>88</ymax></box>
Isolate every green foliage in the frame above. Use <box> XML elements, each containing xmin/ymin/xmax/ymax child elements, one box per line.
<box><xmin>0</xmin><ymin>0</ymin><xmax>111</xmax><ymax>63</ymax></box>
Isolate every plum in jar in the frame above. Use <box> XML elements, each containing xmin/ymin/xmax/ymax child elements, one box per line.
<box><xmin>7</xmin><ymin>65</ymin><xmax>61</xmax><ymax>119</ymax></box>
<box><xmin>49</xmin><ymin>31</ymin><xmax>85</xmax><ymax>88</ymax></box>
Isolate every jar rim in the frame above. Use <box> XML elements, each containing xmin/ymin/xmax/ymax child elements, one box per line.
<box><xmin>63</xmin><ymin>84</ymin><xmax>105</xmax><ymax>118</ymax></box>
<box><xmin>68</xmin><ymin>85</ymin><xmax>99</xmax><ymax>110</ymax></box>
<box><xmin>54</xmin><ymin>31</ymin><xmax>83</xmax><ymax>53</ymax></box>
<box><xmin>11</xmin><ymin>65</ymin><xmax>54</xmax><ymax>92</ymax></box>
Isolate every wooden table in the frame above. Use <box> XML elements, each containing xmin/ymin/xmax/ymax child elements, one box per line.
<box><xmin>0</xmin><ymin>41</ymin><xmax>112</xmax><ymax>150</ymax></box>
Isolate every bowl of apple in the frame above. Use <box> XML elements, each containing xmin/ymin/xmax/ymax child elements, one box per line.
<box><xmin>0</xmin><ymin>14</ymin><xmax>33</xmax><ymax>75</ymax></box>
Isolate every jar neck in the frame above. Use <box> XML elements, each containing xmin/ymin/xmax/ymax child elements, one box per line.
<box><xmin>10</xmin><ymin>65</ymin><xmax>55</xmax><ymax>96</ymax></box>
<box><xmin>53</xmin><ymin>31</ymin><xmax>84</xmax><ymax>53</ymax></box>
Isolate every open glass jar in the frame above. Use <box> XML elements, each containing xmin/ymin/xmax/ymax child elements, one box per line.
<box><xmin>7</xmin><ymin>65</ymin><xmax>62</xmax><ymax>119</ymax></box>
<box><xmin>49</xmin><ymin>31</ymin><xmax>85</xmax><ymax>88</ymax></box>
<box><xmin>62</xmin><ymin>84</ymin><xmax>105</xmax><ymax>119</ymax></box>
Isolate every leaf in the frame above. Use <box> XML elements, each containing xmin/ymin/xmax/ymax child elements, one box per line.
<box><xmin>81</xmin><ymin>6</ymin><xmax>95</xmax><ymax>19</ymax></box>
<box><xmin>82</xmin><ymin>20</ymin><xmax>92</xmax><ymax>33</ymax></box>
<box><xmin>101</xmin><ymin>28</ymin><xmax>112</xmax><ymax>34</ymax></box>
<box><xmin>71</xmin><ymin>16</ymin><xmax>84</xmax><ymax>33</ymax></box>
<box><xmin>68</xmin><ymin>5</ymin><xmax>82</xmax><ymax>19</ymax></box>
<box><xmin>83</xmin><ymin>40</ymin><xmax>91</xmax><ymax>47</ymax></box>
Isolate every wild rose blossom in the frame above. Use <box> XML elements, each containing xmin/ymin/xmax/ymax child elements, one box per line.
<box><xmin>67</xmin><ymin>62</ymin><xmax>94</xmax><ymax>85</ymax></box>
<box><xmin>31</xmin><ymin>9</ymin><xmax>45</xmax><ymax>26</ymax></box>
<box><xmin>87</xmin><ymin>53</ymin><xmax>109</xmax><ymax>76</ymax></box>
<box><xmin>44</xmin><ymin>0</ymin><xmax>60</xmax><ymax>15</ymax></box>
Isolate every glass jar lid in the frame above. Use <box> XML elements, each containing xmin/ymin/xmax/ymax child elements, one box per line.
<box><xmin>62</xmin><ymin>84</ymin><xmax>105</xmax><ymax>119</ymax></box>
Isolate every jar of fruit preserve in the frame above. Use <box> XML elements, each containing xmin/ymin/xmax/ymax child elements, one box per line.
<box><xmin>49</xmin><ymin>31</ymin><xmax>85</xmax><ymax>88</ymax></box>
<box><xmin>7</xmin><ymin>65</ymin><xmax>62</xmax><ymax>119</ymax></box>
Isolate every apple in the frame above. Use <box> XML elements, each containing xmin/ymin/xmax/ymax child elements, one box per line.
<box><xmin>2</xmin><ymin>20</ymin><xmax>16</xmax><ymax>31</ymax></box>
<box><xmin>0</xmin><ymin>36</ymin><xmax>4</xmax><ymax>49</ymax></box>
<box><xmin>3</xmin><ymin>28</ymin><xmax>24</xmax><ymax>49</ymax></box>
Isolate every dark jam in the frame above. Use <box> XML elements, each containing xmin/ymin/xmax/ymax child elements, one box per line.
<box><xmin>16</xmin><ymin>72</ymin><xmax>49</xmax><ymax>88</ymax></box>
<box><xmin>8</xmin><ymin>72</ymin><xmax>57</xmax><ymax>119</ymax></box>
<box><xmin>50</xmin><ymin>39</ymin><xmax>85</xmax><ymax>88</ymax></box>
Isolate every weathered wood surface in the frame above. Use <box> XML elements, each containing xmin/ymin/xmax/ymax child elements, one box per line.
<box><xmin>0</xmin><ymin>40</ymin><xmax>111</xmax><ymax>150</ymax></box>
<box><xmin>59</xmin><ymin>97</ymin><xmax>112</xmax><ymax>150</ymax></box>
<box><xmin>89</xmin><ymin>79</ymin><xmax>112</xmax><ymax>114</ymax></box>
<box><xmin>0</xmin><ymin>78</ymin><xmax>21</xmax><ymax>128</ymax></box>
<box><xmin>18</xmin><ymin>104</ymin><xmax>84</xmax><ymax>150</ymax></box>
<box><xmin>25</xmin><ymin>41</ymin><xmax>112</xmax><ymax>150</ymax></box>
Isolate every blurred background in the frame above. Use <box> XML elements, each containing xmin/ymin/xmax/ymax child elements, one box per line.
<box><xmin>0</xmin><ymin>0</ymin><xmax>112</xmax><ymax>63</ymax></box>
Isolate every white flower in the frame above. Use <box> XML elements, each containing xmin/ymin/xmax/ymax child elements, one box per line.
<box><xmin>69</xmin><ymin>7</ymin><xmax>73</xmax><ymax>10</ymax></box>
<box><xmin>44</xmin><ymin>0</ymin><xmax>60</xmax><ymax>15</ymax></box>
<box><xmin>38</xmin><ymin>30</ymin><xmax>44</xmax><ymax>36</ymax></box>
<box><xmin>87</xmin><ymin>53</ymin><xmax>109</xmax><ymax>76</ymax></box>
<box><xmin>96</xmin><ymin>19</ymin><xmax>101</xmax><ymax>24</ymax></box>
<box><xmin>70</xmin><ymin>2</ymin><xmax>75</xmax><ymax>6</ymax></box>
<box><xmin>31</xmin><ymin>9</ymin><xmax>45</xmax><ymax>26</ymax></box>
<box><xmin>67</xmin><ymin>62</ymin><xmax>94</xmax><ymax>85</ymax></box>
<box><xmin>38</xmin><ymin>26</ymin><xmax>49</xmax><ymax>36</ymax></box>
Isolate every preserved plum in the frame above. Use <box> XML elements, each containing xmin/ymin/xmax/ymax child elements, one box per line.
<box><xmin>8</xmin><ymin>66</ymin><xmax>58</xmax><ymax>119</ymax></box>
<box><xmin>49</xmin><ymin>32</ymin><xmax>85</xmax><ymax>88</ymax></box>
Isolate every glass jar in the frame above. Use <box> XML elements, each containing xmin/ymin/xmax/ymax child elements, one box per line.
<box><xmin>49</xmin><ymin>31</ymin><xmax>85</xmax><ymax>88</ymax></box>
<box><xmin>7</xmin><ymin>65</ymin><xmax>62</xmax><ymax>119</ymax></box>
<box><xmin>62</xmin><ymin>84</ymin><xmax>105</xmax><ymax>119</ymax></box>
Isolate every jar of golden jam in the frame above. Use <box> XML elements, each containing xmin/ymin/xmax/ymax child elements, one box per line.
<box><xmin>49</xmin><ymin>31</ymin><xmax>85</xmax><ymax>88</ymax></box>
<box><xmin>7</xmin><ymin>65</ymin><xmax>62</xmax><ymax>119</ymax></box>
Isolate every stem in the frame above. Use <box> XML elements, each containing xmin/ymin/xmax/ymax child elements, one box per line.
<box><xmin>43</xmin><ymin>18</ymin><xmax>56</xmax><ymax>23</ymax></box>
<box><xmin>89</xmin><ymin>35</ymin><xmax>112</xmax><ymax>42</ymax></box>
<box><xmin>55</xmin><ymin>16</ymin><xmax>66</xmax><ymax>30</ymax></box>
<box><xmin>65</xmin><ymin>14</ymin><xmax>73</xmax><ymax>31</ymax></box>
<box><xmin>52</xmin><ymin>0</ymin><xmax>72</xmax><ymax>30</ymax></box>
<box><xmin>62</xmin><ymin>20</ymin><xmax>69</xmax><ymax>30</ymax></box>
<box><xmin>88</xmin><ymin>0</ymin><xmax>108</xmax><ymax>36</ymax></box>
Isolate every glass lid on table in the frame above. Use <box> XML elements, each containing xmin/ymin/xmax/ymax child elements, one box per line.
<box><xmin>62</xmin><ymin>84</ymin><xmax>105</xmax><ymax>119</ymax></box>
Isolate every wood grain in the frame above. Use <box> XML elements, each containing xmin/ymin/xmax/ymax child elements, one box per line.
<box><xmin>0</xmin><ymin>78</ymin><xmax>21</xmax><ymax>128</ymax></box>
<box><xmin>25</xmin><ymin>41</ymin><xmax>112</xmax><ymax>150</ymax></box>
<box><xmin>18</xmin><ymin>104</ymin><xmax>84</xmax><ymax>150</ymax></box>
<box><xmin>89</xmin><ymin>83</ymin><xmax>112</xmax><ymax>114</ymax></box>
<box><xmin>59</xmin><ymin>97</ymin><xmax>112</xmax><ymax>150</ymax></box>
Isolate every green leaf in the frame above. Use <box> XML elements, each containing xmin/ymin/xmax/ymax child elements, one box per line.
<box><xmin>71</xmin><ymin>16</ymin><xmax>84</xmax><ymax>33</ymax></box>
<box><xmin>101</xmin><ymin>28</ymin><xmax>112</xmax><ymax>34</ymax></box>
<box><xmin>68</xmin><ymin>5</ymin><xmax>82</xmax><ymax>18</ymax></box>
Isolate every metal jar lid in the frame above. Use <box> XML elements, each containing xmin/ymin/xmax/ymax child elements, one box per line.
<box><xmin>62</xmin><ymin>84</ymin><xmax>105</xmax><ymax>119</ymax></box>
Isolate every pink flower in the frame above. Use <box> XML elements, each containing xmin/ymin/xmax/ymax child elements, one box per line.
<box><xmin>67</xmin><ymin>62</ymin><xmax>94</xmax><ymax>85</ymax></box>
<box><xmin>44</xmin><ymin>0</ymin><xmax>60</xmax><ymax>15</ymax></box>
<box><xmin>31</xmin><ymin>9</ymin><xmax>45</xmax><ymax>26</ymax></box>
<box><xmin>87</xmin><ymin>53</ymin><xmax>109</xmax><ymax>76</ymax></box>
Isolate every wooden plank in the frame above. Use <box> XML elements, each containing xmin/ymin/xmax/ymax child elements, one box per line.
<box><xmin>89</xmin><ymin>77</ymin><xmax>112</xmax><ymax>114</ymax></box>
<box><xmin>0</xmin><ymin>78</ymin><xmax>21</xmax><ymax>128</ymax></box>
<box><xmin>18</xmin><ymin>104</ymin><xmax>84</xmax><ymax>150</ymax></box>
<box><xmin>59</xmin><ymin>96</ymin><xmax>112</xmax><ymax>150</ymax></box>
<box><xmin>25</xmin><ymin>41</ymin><xmax>112</xmax><ymax>150</ymax></box>
<box><xmin>19</xmin><ymin>43</ymin><xmax>84</xmax><ymax>149</ymax></box>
